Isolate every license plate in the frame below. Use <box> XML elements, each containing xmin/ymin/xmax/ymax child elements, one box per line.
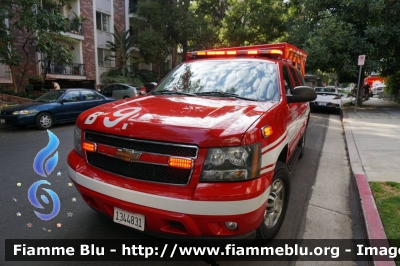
<box><xmin>113</xmin><ymin>207</ymin><xmax>145</xmax><ymax>231</ymax></box>
<box><xmin>0</xmin><ymin>119</ymin><xmax>5</xmax><ymax>124</ymax></box>
<box><xmin>318</xmin><ymin>102</ymin><xmax>326</xmax><ymax>106</ymax></box>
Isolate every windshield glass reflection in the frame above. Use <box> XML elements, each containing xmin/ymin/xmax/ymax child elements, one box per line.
<box><xmin>153</xmin><ymin>60</ymin><xmax>280</xmax><ymax>101</ymax></box>
<box><xmin>35</xmin><ymin>91</ymin><xmax>65</xmax><ymax>103</ymax></box>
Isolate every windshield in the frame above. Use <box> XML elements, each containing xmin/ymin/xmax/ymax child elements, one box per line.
<box><xmin>35</xmin><ymin>90</ymin><xmax>65</xmax><ymax>103</ymax></box>
<box><xmin>153</xmin><ymin>60</ymin><xmax>280</xmax><ymax>101</ymax></box>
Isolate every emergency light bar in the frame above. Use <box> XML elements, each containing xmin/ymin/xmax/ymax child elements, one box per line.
<box><xmin>190</xmin><ymin>49</ymin><xmax>283</xmax><ymax>58</ymax></box>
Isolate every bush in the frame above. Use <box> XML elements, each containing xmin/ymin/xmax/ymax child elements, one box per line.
<box><xmin>101</xmin><ymin>68</ymin><xmax>145</xmax><ymax>87</ymax></box>
<box><xmin>385</xmin><ymin>71</ymin><xmax>400</xmax><ymax>96</ymax></box>
<box><xmin>135</xmin><ymin>69</ymin><xmax>159</xmax><ymax>83</ymax></box>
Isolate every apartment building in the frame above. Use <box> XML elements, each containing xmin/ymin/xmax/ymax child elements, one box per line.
<box><xmin>0</xmin><ymin>0</ymin><xmax>152</xmax><ymax>91</ymax></box>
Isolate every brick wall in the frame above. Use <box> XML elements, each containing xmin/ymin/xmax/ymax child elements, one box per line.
<box><xmin>1</xmin><ymin>94</ymin><xmax>34</xmax><ymax>104</ymax></box>
<box><xmin>81</xmin><ymin>1</ymin><xmax>96</xmax><ymax>82</ymax></box>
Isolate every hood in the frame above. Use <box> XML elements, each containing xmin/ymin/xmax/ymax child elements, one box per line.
<box><xmin>0</xmin><ymin>102</ymin><xmax>46</xmax><ymax>113</ymax></box>
<box><xmin>77</xmin><ymin>96</ymin><xmax>276</xmax><ymax>147</ymax></box>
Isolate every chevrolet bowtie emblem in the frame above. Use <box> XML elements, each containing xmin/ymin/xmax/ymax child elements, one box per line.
<box><xmin>115</xmin><ymin>148</ymin><xmax>141</xmax><ymax>162</ymax></box>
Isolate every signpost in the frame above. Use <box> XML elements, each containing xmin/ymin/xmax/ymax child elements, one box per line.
<box><xmin>354</xmin><ymin>55</ymin><xmax>365</xmax><ymax>114</ymax></box>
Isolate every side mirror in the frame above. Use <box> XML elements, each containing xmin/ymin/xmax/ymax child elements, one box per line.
<box><xmin>287</xmin><ymin>86</ymin><xmax>317</xmax><ymax>103</ymax></box>
<box><xmin>145</xmin><ymin>82</ymin><xmax>157</xmax><ymax>93</ymax></box>
<box><xmin>59</xmin><ymin>98</ymin><xmax>67</xmax><ymax>104</ymax></box>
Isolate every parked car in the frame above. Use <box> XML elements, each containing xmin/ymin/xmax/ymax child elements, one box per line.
<box><xmin>139</xmin><ymin>82</ymin><xmax>157</xmax><ymax>95</ymax></box>
<box><xmin>0</xmin><ymin>89</ymin><xmax>114</xmax><ymax>129</ymax></box>
<box><xmin>101</xmin><ymin>83</ymin><xmax>139</xmax><ymax>99</ymax></box>
<box><xmin>370</xmin><ymin>83</ymin><xmax>385</xmax><ymax>96</ymax></box>
<box><xmin>310</xmin><ymin>87</ymin><xmax>343</xmax><ymax>113</ymax></box>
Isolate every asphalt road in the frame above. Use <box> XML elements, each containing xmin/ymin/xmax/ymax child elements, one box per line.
<box><xmin>0</xmin><ymin>113</ymin><xmax>354</xmax><ymax>266</ymax></box>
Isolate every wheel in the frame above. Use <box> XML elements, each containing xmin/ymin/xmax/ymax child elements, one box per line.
<box><xmin>256</xmin><ymin>161</ymin><xmax>290</xmax><ymax>240</ymax></box>
<box><xmin>297</xmin><ymin>133</ymin><xmax>306</xmax><ymax>159</ymax></box>
<box><xmin>123</xmin><ymin>96</ymin><xmax>130</xmax><ymax>99</ymax></box>
<box><xmin>35</xmin><ymin>112</ymin><xmax>54</xmax><ymax>130</ymax></box>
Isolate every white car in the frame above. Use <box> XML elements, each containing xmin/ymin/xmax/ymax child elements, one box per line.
<box><xmin>310</xmin><ymin>87</ymin><xmax>343</xmax><ymax>114</ymax></box>
<box><xmin>101</xmin><ymin>83</ymin><xmax>140</xmax><ymax>99</ymax></box>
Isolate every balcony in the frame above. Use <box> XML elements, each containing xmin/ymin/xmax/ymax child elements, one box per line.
<box><xmin>129</xmin><ymin>0</ymin><xmax>138</xmax><ymax>14</ymax></box>
<box><xmin>65</xmin><ymin>19</ymin><xmax>84</xmax><ymax>35</ymax></box>
<box><xmin>41</xmin><ymin>62</ymin><xmax>85</xmax><ymax>76</ymax></box>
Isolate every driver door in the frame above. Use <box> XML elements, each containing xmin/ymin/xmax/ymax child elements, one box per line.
<box><xmin>56</xmin><ymin>91</ymin><xmax>82</xmax><ymax>121</ymax></box>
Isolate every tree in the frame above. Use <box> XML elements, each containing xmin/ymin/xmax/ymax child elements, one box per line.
<box><xmin>286</xmin><ymin>0</ymin><xmax>388</xmax><ymax>106</ymax></box>
<box><xmin>0</xmin><ymin>0</ymin><xmax>76</xmax><ymax>93</ymax></box>
<box><xmin>106</xmin><ymin>26</ymin><xmax>137</xmax><ymax>77</ymax></box>
<box><xmin>220</xmin><ymin>0</ymin><xmax>288</xmax><ymax>47</ymax></box>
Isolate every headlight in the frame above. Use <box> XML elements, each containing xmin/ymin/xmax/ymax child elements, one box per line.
<box><xmin>12</xmin><ymin>110</ymin><xmax>37</xmax><ymax>115</ymax></box>
<box><xmin>200</xmin><ymin>144</ymin><xmax>261</xmax><ymax>182</ymax></box>
<box><xmin>74</xmin><ymin>126</ymin><xmax>83</xmax><ymax>157</ymax></box>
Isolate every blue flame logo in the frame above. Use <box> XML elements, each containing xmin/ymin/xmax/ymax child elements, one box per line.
<box><xmin>33</xmin><ymin>130</ymin><xmax>59</xmax><ymax>177</ymax></box>
<box><xmin>29</xmin><ymin>130</ymin><xmax>61</xmax><ymax>221</ymax></box>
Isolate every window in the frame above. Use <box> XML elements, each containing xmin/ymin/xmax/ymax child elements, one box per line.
<box><xmin>98</xmin><ymin>49</ymin><xmax>112</xmax><ymax>67</ymax></box>
<box><xmin>96</xmin><ymin>12</ymin><xmax>110</xmax><ymax>32</ymax></box>
<box><xmin>62</xmin><ymin>91</ymin><xmax>81</xmax><ymax>102</ymax></box>
<box><xmin>282</xmin><ymin>65</ymin><xmax>295</xmax><ymax>95</ymax></box>
<box><xmin>81</xmin><ymin>90</ymin><xmax>99</xmax><ymax>101</ymax></box>
<box><xmin>289</xmin><ymin>66</ymin><xmax>302</xmax><ymax>87</ymax></box>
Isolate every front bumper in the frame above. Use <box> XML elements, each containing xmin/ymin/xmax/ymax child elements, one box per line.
<box><xmin>310</xmin><ymin>102</ymin><xmax>341</xmax><ymax>111</ymax></box>
<box><xmin>0</xmin><ymin>114</ymin><xmax>35</xmax><ymax>126</ymax></box>
<box><xmin>68</xmin><ymin>150</ymin><xmax>271</xmax><ymax>238</ymax></box>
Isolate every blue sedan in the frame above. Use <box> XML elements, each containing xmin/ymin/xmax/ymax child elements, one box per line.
<box><xmin>0</xmin><ymin>89</ymin><xmax>115</xmax><ymax>129</ymax></box>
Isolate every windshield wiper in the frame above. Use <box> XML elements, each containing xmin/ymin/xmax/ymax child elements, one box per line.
<box><xmin>152</xmin><ymin>90</ymin><xmax>197</xmax><ymax>97</ymax></box>
<box><xmin>194</xmin><ymin>91</ymin><xmax>257</xmax><ymax>101</ymax></box>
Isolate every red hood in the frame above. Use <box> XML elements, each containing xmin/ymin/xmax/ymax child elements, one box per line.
<box><xmin>77</xmin><ymin>96</ymin><xmax>276</xmax><ymax>147</ymax></box>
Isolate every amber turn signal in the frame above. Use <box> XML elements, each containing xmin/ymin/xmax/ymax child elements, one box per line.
<box><xmin>82</xmin><ymin>142</ymin><xmax>97</xmax><ymax>152</ymax></box>
<box><xmin>168</xmin><ymin>157</ymin><xmax>193</xmax><ymax>169</ymax></box>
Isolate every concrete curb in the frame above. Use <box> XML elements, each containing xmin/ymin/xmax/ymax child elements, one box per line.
<box><xmin>342</xmin><ymin>110</ymin><xmax>395</xmax><ymax>266</ymax></box>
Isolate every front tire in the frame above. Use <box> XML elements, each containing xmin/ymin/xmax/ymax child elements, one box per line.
<box><xmin>257</xmin><ymin>161</ymin><xmax>290</xmax><ymax>240</ymax></box>
<box><xmin>35</xmin><ymin>112</ymin><xmax>54</xmax><ymax>130</ymax></box>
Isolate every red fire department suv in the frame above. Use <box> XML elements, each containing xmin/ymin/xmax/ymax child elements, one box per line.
<box><xmin>68</xmin><ymin>43</ymin><xmax>316</xmax><ymax>240</ymax></box>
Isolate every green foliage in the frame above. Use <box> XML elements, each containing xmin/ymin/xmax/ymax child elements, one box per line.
<box><xmin>287</xmin><ymin>0</ymin><xmax>400</xmax><ymax>84</ymax></box>
<box><xmin>385</xmin><ymin>71</ymin><xmax>400</xmax><ymax>96</ymax></box>
<box><xmin>135</xmin><ymin>70</ymin><xmax>159</xmax><ymax>84</ymax></box>
<box><xmin>100</xmin><ymin>69</ymin><xmax>143</xmax><ymax>87</ymax></box>
<box><xmin>220</xmin><ymin>0</ymin><xmax>288</xmax><ymax>47</ymax></box>
<box><xmin>0</xmin><ymin>0</ymin><xmax>76</xmax><ymax>92</ymax></box>
<box><xmin>106</xmin><ymin>26</ymin><xmax>137</xmax><ymax>77</ymax></box>
<box><xmin>370</xmin><ymin>181</ymin><xmax>400</xmax><ymax>266</ymax></box>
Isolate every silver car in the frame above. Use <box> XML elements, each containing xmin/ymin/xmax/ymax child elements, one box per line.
<box><xmin>101</xmin><ymin>83</ymin><xmax>139</xmax><ymax>99</ymax></box>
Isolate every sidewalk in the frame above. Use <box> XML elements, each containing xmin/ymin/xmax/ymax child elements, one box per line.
<box><xmin>342</xmin><ymin>97</ymin><xmax>400</xmax><ymax>266</ymax></box>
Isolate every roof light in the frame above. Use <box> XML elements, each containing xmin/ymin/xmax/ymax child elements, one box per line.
<box><xmin>268</xmin><ymin>49</ymin><xmax>283</xmax><ymax>55</ymax></box>
<box><xmin>197</xmin><ymin>52</ymin><xmax>206</xmax><ymax>55</ymax></box>
<box><xmin>247</xmin><ymin>50</ymin><xmax>258</xmax><ymax>55</ymax></box>
<box><xmin>83</xmin><ymin>141</ymin><xmax>97</xmax><ymax>152</ymax></box>
<box><xmin>226</xmin><ymin>51</ymin><xmax>237</xmax><ymax>55</ymax></box>
<box><xmin>207</xmin><ymin>51</ymin><xmax>216</xmax><ymax>55</ymax></box>
<box><xmin>168</xmin><ymin>157</ymin><xmax>193</xmax><ymax>169</ymax></box>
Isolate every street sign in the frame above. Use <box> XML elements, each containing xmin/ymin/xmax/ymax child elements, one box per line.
<box><xmin>358</xmin><ymin>55</ymin><xmax>366</xmax><ymax>66</ymax></box>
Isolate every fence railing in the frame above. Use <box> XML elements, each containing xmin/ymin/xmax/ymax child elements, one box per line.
<box><xmin>65</xmin><ymin>20</ymin><xmax>84</xmax><ymax>35</ymax></box>
<box><xmin>41</xmin><ymin>62</ymin><xmax>85</xmax><ymax>76</ymax></box>
<box><xmin>382</xmin><ymin>92</ymin><xmax>400</xmax><ymax>104</ymax></box>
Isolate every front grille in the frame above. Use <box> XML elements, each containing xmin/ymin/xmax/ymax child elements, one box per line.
<box><xmin>85</xmin><ymin>131</ymin><xmax>197</xmax><ymax>157</ymax></box>
<box><xmin>86</xmin><ymin>152</ymin><xmax>191</xmax><ymax>185</ymax></box>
